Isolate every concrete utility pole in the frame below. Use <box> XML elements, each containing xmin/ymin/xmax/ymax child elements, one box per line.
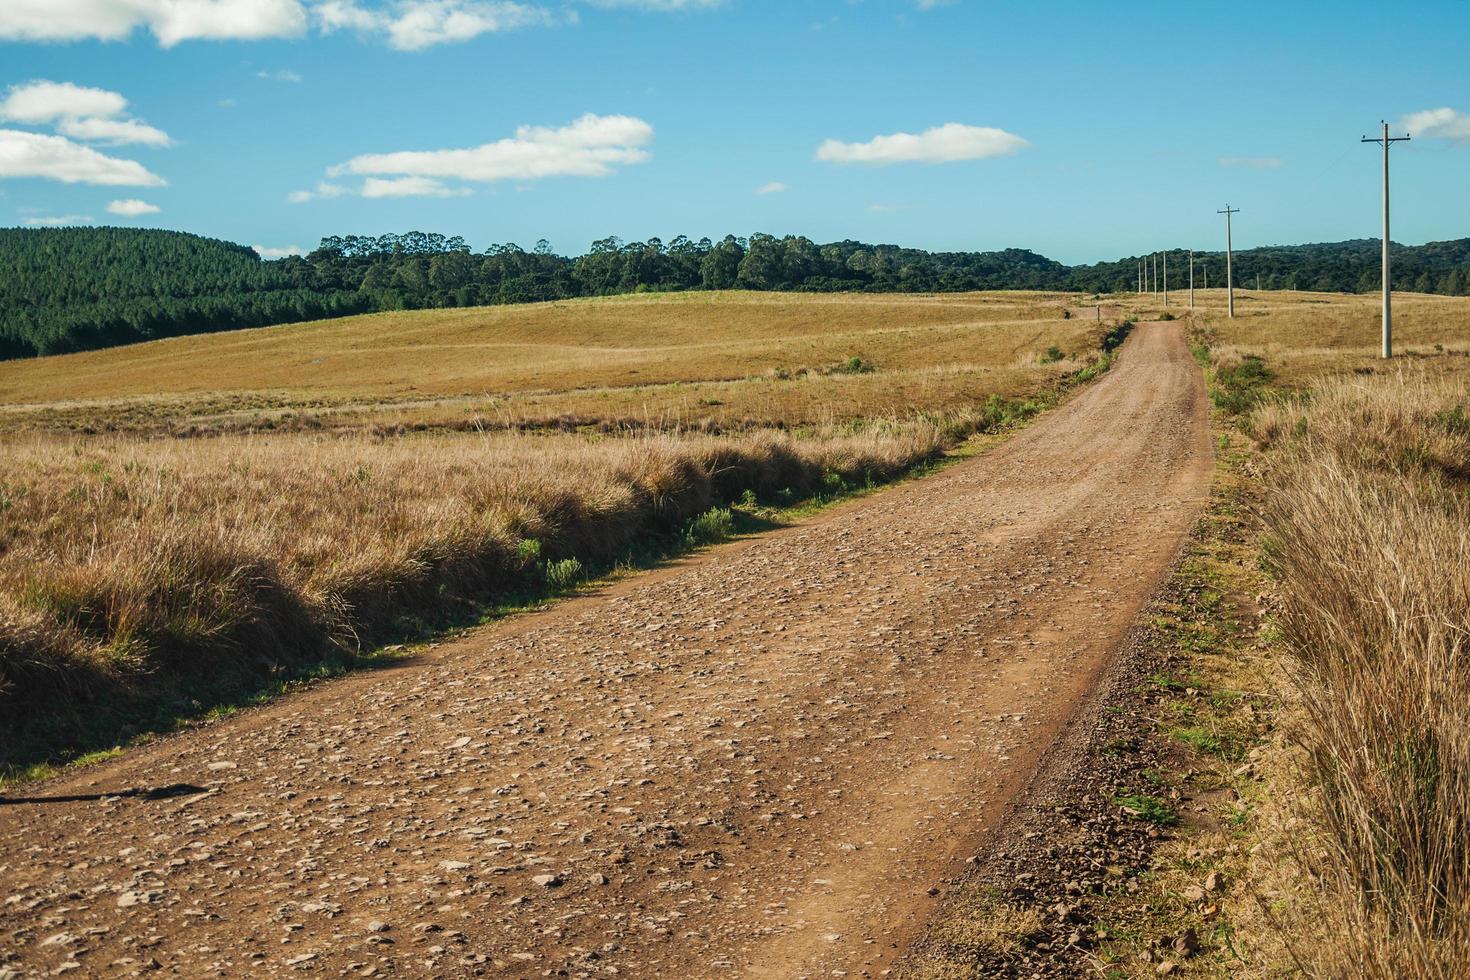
<box><xmin>1362</xmin><ymin>121</ymin><xmax>1411</xmax><ymax>358</ymax></box>
<box><xmin>1152</xmin><ymin>252</ymin><xmax>1158</xmax><ymax>300</ymax></box>
<box><xmin>1138</xmin><ymin>259</ymin><xmax>1143</xmax><ymax>294</ymax></box>
<box><xmin>1189</xmin><ymin>250</ymin><xmax>1195</xmax><ymax>310</ymax></box>
<box><xmin>1218</xmin><ymin>205</ymin><xmax>1239</xmax><ymax>318</ymax></box>
<box><xmin>1163</xmin><ymin>250</ymin><xmax>1169</xmax><ymax>307</ymax></box>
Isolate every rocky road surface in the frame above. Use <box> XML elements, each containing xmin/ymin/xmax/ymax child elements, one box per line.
<box><xmin>0</xmin><ymin>322</ymin><xmax>1210</xmax><ymax>979</ymax></box>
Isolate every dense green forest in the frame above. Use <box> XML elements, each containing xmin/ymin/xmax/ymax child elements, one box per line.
<box><xmin>3</xmin><ymin>227</ymin><xmax>1468</xmax><ymax>358</ymax></box>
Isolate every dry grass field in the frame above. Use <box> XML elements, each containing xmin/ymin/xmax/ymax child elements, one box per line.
<box><xmin>0</xmin><ymin>290</ymin><xmax>1100</xmax><ymax>435</ymax></box>
<box><xmin>1183</xmin><ymin>287</ymin><xmax>1470</xmax><ymax>383</ymax></box>
<box><xmin>1154</xmin><ymin>288</ymin><xmax>1470</xmax><ymax>977</ymax></box>
<box><xmin>0</xmin><ymin>289</ymin><xmax>1116</xmax><ymax>777</ymax></box>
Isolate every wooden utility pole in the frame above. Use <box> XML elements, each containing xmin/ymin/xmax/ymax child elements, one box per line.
<box><xmin>1362</xmin><ymin>121</ymin><xmax>1411</xmax><ymax>358</ymax></box>
<box><xmin>1189</xmin><ymin>250</ymin><xmax>1195</xmax><ymax>310</ymax></box>
<box><xmin>1163</xmin><ymin>250</ymin><xmax>1169</xmax><ymax>308</ymax></box>
<box><xmin>1218</xmin><ymin>205</ymin><xmax>1239</xmax><ymax>318</ymax></box>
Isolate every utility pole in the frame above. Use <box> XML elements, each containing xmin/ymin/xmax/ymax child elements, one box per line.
<box><xmin>1218</xmin><ymin>205</ymin><xmax>1239</xmax><ymax>318</ymax></box>
<box><xmin>1362</xmin><ymin>121</ymin><xmax>1411</xmax><ymax>358</ymax></box>
<box><xmin>1189</xmin><ymin>250</ymin><xmax>1195</xmax><ymax>310</ymax></box>
<box><xmin>1256</xmin><ymin>273</ymin><xmax>1261</xmax><ymax>291</ymax></box>
<box><xmin>1163</xmin><ymin>250</ymin><xmax>1169</xmax><ymax>307</ymax></box>
<box><xmin>1152</xmin><ymin>252</ymin><xmax>1158</xmax><ymax>300</ymax></box>
<box><xmin>1138</xmin><ymin>259</ymin><xmax>1143</xmax><ymax>294</ymax></box>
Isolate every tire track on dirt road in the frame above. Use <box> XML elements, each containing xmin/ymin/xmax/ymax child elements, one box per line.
<box><xmin>0</xmin><ymin>321</ymin><xmax>1210</xmax><ymax>979</ymax></box>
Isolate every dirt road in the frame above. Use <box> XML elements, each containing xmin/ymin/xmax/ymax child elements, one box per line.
<box><xmin>0</xmin><ymin>322</ymin><xmax>1210</xmax><ymax>979</ymax></box>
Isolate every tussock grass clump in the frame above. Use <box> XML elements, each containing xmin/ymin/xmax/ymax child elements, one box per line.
<box><xmin>1257</xmin><ymin>367</ymin><xmax>1470</xmax><ymax>976</ymax></box>
<box><xmin>0</xmin><ymin>418</ymin><xmax>967</xmax><ymax>775</ymax></box>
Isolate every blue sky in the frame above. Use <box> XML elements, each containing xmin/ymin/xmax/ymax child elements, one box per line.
<box><xmin>1</xmin><ymin>0</ymin><xmax>1467</xmax><ymax>264</ymax></box>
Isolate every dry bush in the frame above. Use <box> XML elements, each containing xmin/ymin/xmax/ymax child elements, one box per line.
<box><xmin>0</xmin><ymin>417</ymin><xmax>963</xmax><ymax>772</ymax></box>
<box><xmin>1257</xmin><ymin>367</ymin><xmax>1470</xmax><ymax>976</ymax></box>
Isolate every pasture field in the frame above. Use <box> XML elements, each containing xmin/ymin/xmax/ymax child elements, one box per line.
<box><xmin>0</xmin><ymin>289</ymin><xmax>1113</xmax><ymax>776</ymax></box>
<box><xmin>0</xmin><ymin>290</ymin><xmax>1100</xmax><ymax>435</ymax></box>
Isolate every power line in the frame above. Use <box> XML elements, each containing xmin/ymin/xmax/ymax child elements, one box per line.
<box><xmin>1362</xmin><ymin>121</ymin><xmax>1410</xmax><ymax>359</ymax></box>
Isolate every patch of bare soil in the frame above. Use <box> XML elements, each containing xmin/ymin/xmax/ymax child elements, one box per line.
<box><xmin>0</xmin><ymin>323</ymin><xmax>1208</xmax><ymax>979</ymax></box>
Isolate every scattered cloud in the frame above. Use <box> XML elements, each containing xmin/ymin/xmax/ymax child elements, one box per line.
<box><xmin>315</xmin><ymin>0</ymin><xmax>560</xmax><ymax>50</ymax></box>
<box><xmin>257</xmin><ymin>68</ymin><xmax>304</xmax><ymax>83</ymax></box>
<box><xmin>1</xmin><ymin>81</ymin><xmax>172</xmax><ymax>147</ymax></box>
<box><xmin>1218</xmin><ymin>156</ymin><xmax>1283</xmax><ymax>169</ymax></box>
<box><xmin>253</xmin><ymin>244</ymin><xmax>305</xmax><ymax>258</ymax></box>
<box><xmin>361</xmin><ymin>175</ymin><xmax>472</xmax><ymax>197</ymax></box>
<box><xmin>582</xmin><ymin>0</ymin><xmax>724</xmax><ymax>9</ymax></box>
<box><xmin>915</xmin><ymin>0</ymin><xmax>957</xmax><ymax>8</ymax></box>
<box><xmin>0</xmin><ymin>81</ymin><xmax>126</xmax><ymax>123</ymax></box>
<box><xmin>327</xmin><ymin>113</ymin><xmax>652</xmax><ymax>188</ymax></box>
<box><xmin>817</xmin><ymin>123</ymin><xmax>1028</xmax><ymax>165</ymax></box>
<box><xmin>286</xmin><ymin>181</ymin><xmax>348</xmax><ymax>203</ymax></box>
<box><xmin>22</xmin><ymin>214</ymin><xmax>94</xmax><ymax>226</ymax></box>
<box><xmin>57</xmin><ymin>116</ymin><xmax>171</xmax><ymax>147</ymax></box>
<box><xmin>107</xmin><ymin>198</ymin><xmax>161</xmax><ymax>216</ymax></box>
<box><xmin>1398</xmin><ymin>107</ymin><xmax>1470</xmax><ymax>144</ymax></box>
<box><xmin>754</xmin><ymin>181</ymin><xmax>787</xmax><ymax>195</ymax></box>
<box><xmin>0</xmin><ymin>130</ymin><xmax>166</xmax><ymax>185</ymax></box>
<box><xmin>0</xmin><ymin>0</ymin><xmax>308</xmax><ymax>46</ymax></box>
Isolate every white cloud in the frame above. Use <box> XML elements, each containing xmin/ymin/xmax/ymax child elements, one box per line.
<box><xmin>0</xmin><ymin>81</ymin><xmax>126</xmax><ymax>124</ymax></box>
<box><xmin>316</xmin><ymin>0</ymin><xmax>558</xmax><ymax>50</ymax></box>
<box><xmin>1399</xmin><ymin>107</ymin><xmax>1470</xmax><ymax>144</ymax></box>
<box><xmin>22</xmin><ymin>214</ymin><xmax>94</xmax><ymax>226</ymax></box>
<box><xmin>257</xmin><ymin>68</ymin><xmax>304</xmax><ymax>83</ymax></box>
<box><xmin>328</xmin><ymin>112</ymin><xmax>653</xmax><ymax>183</ymax></box>
<box><xmin>2</xmin><ymin>81</ymin><xmax>172</xmax><ymax>146</ymax></box>
<box><xmin>107</xmin><ymin>198</ymin><xmax>161</xmax><ymax>216</ymax></box>
<box><xmin>287</xmin><ymin>180</ymin><xmax>348</xmax><ymax>203</ymax></box>
<box><xmin>0</xmin><ymin>129</ymin><xmax>166</xmax><ymax>185</ymax></box>
<box><xmin>58</xmin><ymin>116</ymin><xmax>172</xmax><ymax>147</ymax></box>
<box><xmin>755</xmin><ymin>181</ymin><xmax>787</xmax><ymax>195</ymax></box>
<box><xmin>583</xmin><ymin>0</ymin><xmax>723</xmax><ymax>8</ymax></box>
<box><xmin>915</xmin><ymin>0</ymin><xmax>957</xmax><ymax>8</ymax></box>
<box><xmin>361</xmin><ymin>175</ymin><xmax>471</xmax><ymax>197</ymax></box>
<box><xmin>1218</xmin><ymin>156</ymin><xmax>1283</xmax><ymax>169</ymax></box>
<box><xmin>0</xmin><ymin>0</ymin><xmax>308</xmax><ymax>46</ymax></box>
<box><xmin>253</xmin><ymin>244</ymin><xmax>305</xmax><ymax>258</ymax></box>
<box><xmin>816</xmin><ymin>123</ymin><xmax>1028</xmax><ymax>165</ymax></box>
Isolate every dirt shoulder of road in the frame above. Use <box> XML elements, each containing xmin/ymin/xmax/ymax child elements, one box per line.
<box><xmin>898</xmin><ymin>417</ymin><xmax>1297</xmax><ymax>978</ymax></box>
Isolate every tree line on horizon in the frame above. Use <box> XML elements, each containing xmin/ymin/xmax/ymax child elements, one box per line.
<box><xmin>2</xmin><ymin>227</ymin><xmax>1468</xmax><ymax>358</ymax></box>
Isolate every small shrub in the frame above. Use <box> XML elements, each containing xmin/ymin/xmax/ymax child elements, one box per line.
<box><xmin>683</xmin><ymin>507</ymin><xmax>734</xmax><ymax>547</ymax></box>
<box><xmin>544</xmin><ymin>557</ymin><xmax>584</xmax><ymax>591</ymax></box>
<box><xmin>1041</xmin><ymin>345</ymin><xmax>1064</xmax><ymax>363</ymax></box>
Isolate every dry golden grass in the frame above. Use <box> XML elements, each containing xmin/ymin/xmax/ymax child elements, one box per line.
<box><xmin>0</xmin><ymin>419</ymin><xmax>969</xmax><ymax>772</ymax></box>
<box><xmin>1246</xmin><ymin>369</ymin><xmax>1470</xmax><ymax>977</ymax></box>
<box><xmin>0</xmin><ymin>290</ymin><xmax>1109</xmax><ymax>776</ymax></box>
<box><xmin>1177</xmin><ymin>288</ymin><xmax>1470</xmax><ymax>386</ymax></box>
<box><xmin>0</xmin><ymin>290</ymin><xmax>1096</xmax><ymax>435</ymax></box>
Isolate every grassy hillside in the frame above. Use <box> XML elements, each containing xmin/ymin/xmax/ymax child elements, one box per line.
<box><xmin>0</xmin><ymin>290</ymin><xmax>1098</xmax><ymax>435</ymax></box>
